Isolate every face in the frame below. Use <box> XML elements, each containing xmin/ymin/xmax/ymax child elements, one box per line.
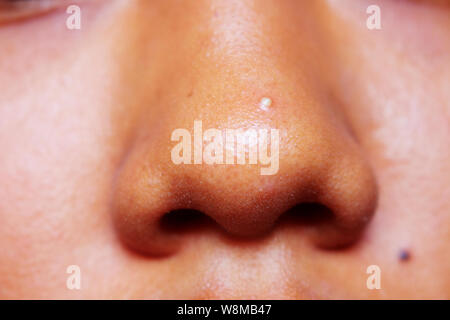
<box><xmin>0</xmin><ymin>0</ymin><xmax>448</xmax><ymax>299</ymax></box>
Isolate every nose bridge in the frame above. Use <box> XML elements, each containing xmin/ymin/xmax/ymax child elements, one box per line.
<box><xmin>117</xmin><ymin>0</ymin><xmax>328</xmax><ymax>125</ymax></box>
<box><xmin>204</xmin><ymin>0</ymin><xmax>279</xmax><ymax>66</ymax></box>
<box><xmin>139</xmin><ymin>0</ymin><xmax>323</xmax><ymax>102</ymax></box>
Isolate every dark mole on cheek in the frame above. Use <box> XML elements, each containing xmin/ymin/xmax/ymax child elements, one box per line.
<box><xmin>398</xmin><ymin>249</ymin><xmax>411</xmax><ymax>262</ymax></box>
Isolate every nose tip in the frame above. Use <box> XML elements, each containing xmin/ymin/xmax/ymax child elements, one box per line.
<box><xmin>111</xmin><ymin>104</ymin><xmax>378</xmax><ymax>256</ymax></box>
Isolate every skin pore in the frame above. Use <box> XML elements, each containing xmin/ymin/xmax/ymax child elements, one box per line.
<box><xmin>0</xmin><ymin>0</ymin><xmax>448</xmax><ymax>299</ymax></box>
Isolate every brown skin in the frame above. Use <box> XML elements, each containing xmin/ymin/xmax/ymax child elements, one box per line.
<box><xmin>0</xmin><ymin>0</ymin><xmax>449</xmax><ymax>299</ymax></box>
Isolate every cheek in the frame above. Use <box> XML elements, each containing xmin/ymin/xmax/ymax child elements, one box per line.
<box><xmin>329</xmin><ymin>0</ymin><xmax>450</xmax><ymax>63</ymax></box>
<box><xmin>325</xmin><ymin>0</ymin><xmax>450</xmax><ymax>291</ymax></box>
<box><xmin>0</xmin><ymin>3</ymin><xmax>127</xmax><ymax>297</ymax></box>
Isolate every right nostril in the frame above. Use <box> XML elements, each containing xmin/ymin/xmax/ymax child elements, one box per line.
<box><xmin>159</xmin><ymin>209</ymin><xmax>215</xmax><ymax>234</ymax></box>
<box><xmin>280</xmin><ymin>202</ymin><xmax>364</xmax><ymax>249</ymax></box>
<box><xmin>283</xmin><ymin>203</ymin><xmax>334</xmax><ymax>225</ymax></box>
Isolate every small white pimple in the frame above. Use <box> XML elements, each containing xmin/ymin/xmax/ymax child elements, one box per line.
<box><xmin>259</xmin><ymin>97</ymin><xmax>272</xmax><ymax>111</ymax></box>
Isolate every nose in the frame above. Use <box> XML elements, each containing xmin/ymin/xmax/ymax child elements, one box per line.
<box><xmin>110</xmin><ymin>0</ymin><xmax>378</xmax><ymax>256</ymax></box>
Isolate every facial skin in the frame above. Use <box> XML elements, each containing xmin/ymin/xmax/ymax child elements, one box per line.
<box><xmin>0</xmin><ymin>0</ymin><xmax>448</xmax><ymax>299</ymax></box>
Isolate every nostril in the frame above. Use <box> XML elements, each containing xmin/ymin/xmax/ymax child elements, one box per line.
<box><xmin>159</xmin><ymin>209</ymin><xmax>215</xmax><ymax>234</ymax></box>
<box><xmin>279</xmin><ymin>202</ymin><xmax>366</xmax><ymax>249</ymax></box>
<box><xmin>158</xmin><ymin>202</ymin><xmax>366</xmax><ymax>249</ymax></box>
<box><xmin>283</xmin><ymin>202</ymin><xmax>334</xmax><ymax>225</ymax></box>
